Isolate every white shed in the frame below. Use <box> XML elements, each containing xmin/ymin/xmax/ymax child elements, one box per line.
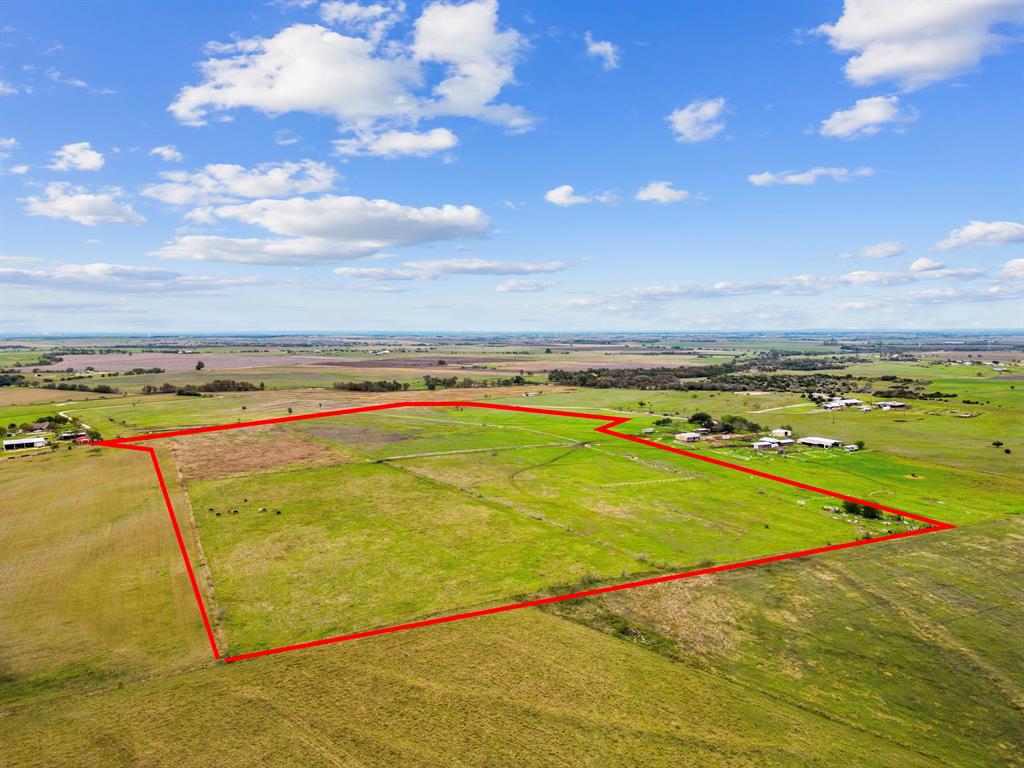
<box><xmin>3</xmin><ymin>436</ymin><xmax>47</xmax><ymax>451</ymax></box>
<box><xmin>797</xmin><ymin>436</ymin><xmax>843</xmax><ymax>449</ymax></box>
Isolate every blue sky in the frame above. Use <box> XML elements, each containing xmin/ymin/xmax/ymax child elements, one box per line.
<box><xmin>1</xmin><ymin>0</ymin><xmax>1022</xmax><ymax>334</ymax></box>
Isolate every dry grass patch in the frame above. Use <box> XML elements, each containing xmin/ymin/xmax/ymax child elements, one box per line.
<box><xmin>170</xmin><ymin>427</ymin><xmax>351</xmax><ymax>481</ymax></box>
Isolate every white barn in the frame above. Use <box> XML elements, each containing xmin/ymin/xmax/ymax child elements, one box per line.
<box><xmin>3</xmin><ymin>436</ymin><xmax>46</xmax><ymax>451</ymax></box>
<box><xmin>797</xmin><ymin>436</ymin><xmax>843</xmax><ymax>449</ymax></box>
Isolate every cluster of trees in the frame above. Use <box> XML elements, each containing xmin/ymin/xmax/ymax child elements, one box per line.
<box><xmin>841</xmin><ymin>500</ymin><xmax>883</xmax><ymax>520</ymax></box>
<box><xmin>423</xmin><ymin>374</ymin><xmax>527</xmax><ymax>390</ymax></box>
<box><xmin>141</xmin><ymin>379</ymin><xmax>262</xmax><ymax>396</ymax></box>
<box><xmin>688</xmin><ymin>411</ymin><xmax>762</xmax><ymax>434</ymax></box>
<box><xmin>548</xmin><ymin>363</ymin><xmax>742</xmax><ymax>390</ymax></box>
<box><xmin>334</xmin><ymin>380</ymin><xmax>410</xmax><ymax>392</ymax></box>
<box><xmin>871</xmin><ymin>375</ymin><xmax>933</xmax><ymax>400</ymax></box>
<box><xmin>547</xmin><ymin>365</ymin><xmax>876</xmax><ymax>396</ymax></box>
<box><xmin>748</xmin><ymin>351</ymin><xmax>856</xmax><ymax>371</ymax></box>
<box><xmin>23</xmin><ymin>353</ymin><xmax>64</xmax><ymax>367</ymax></box>
<box><xmin>0</xmin><ymin>373</ymin><xmax>26</xmax><ymax>387</ymax></box>
<box><xmin>40</xmin><ymin>382</ymin><xmax>119</xmax><ymax>394</ymax></box>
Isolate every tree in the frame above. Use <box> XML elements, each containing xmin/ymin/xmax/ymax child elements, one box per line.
<box><xmin>195</xmin><ymin>360</ymin><xmax>205</xmax><ymax>371</ymax></box>
<box><xmin>688</xmin><ymin>411</ymin><xmax>714</xmax><ymax>428</ymax></box>
<box><xmin>544</xmin><ymin>348</ymin><xmax>552</xmax><ymax>354</ymax></box>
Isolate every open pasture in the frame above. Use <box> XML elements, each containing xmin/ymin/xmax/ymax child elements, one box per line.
<box><xmin>153</xmin><ymin>404</ymin><xmax>925</xmax><ymax>656</ymax></box>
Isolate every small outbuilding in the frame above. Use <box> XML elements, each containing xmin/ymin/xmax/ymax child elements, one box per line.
<box><xmin>675</xmin><ymin>432</ymin><xmax>702</xmax><ymax>442</ymax></box>
<box><xmin>770</xmin><ymin>428</ymin><xmax>791</xmax><ymax>437</ymax></box>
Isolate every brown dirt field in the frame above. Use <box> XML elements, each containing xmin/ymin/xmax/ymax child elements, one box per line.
<box><xmin>311</xmin><ymin>355</ymin><xmax>531</xmax><ymax>369</ymax></box>
<box><xmin>22</xmin><ymin>352</ymin><xmax>333</xmax><ymax>373</ymax></box>
<box><xmin>0</xmin><ymin>388</ymin><xmax>113</xmax><ymax>406</ymax></box>
<box><xmin>170</xmin><ymin>426</ymin><xmax>352</xmax><ymax>481</ymax></box>
<box><xmin>508</xmin><ymin>358</ymin><xmax>705</xmax><ymax>373</ymax></box>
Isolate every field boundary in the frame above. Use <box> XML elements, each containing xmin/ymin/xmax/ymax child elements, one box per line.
<box><xmin>94</xmin><ymin>400</ymin><xmax>955</xmax><ymax>663</ymax></box>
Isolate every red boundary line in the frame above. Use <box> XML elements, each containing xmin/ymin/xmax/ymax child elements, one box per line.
<box><xmin>94</xmin><ymin>400</ymin><xmax>955</xmax><ymax>663</ymax></box>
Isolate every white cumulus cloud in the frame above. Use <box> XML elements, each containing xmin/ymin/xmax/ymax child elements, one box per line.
<box><xmin>909</xmin><ymin>257</ymin><xmax>943</xmax><ymax>272</ymax></box>
<box><xmin>48</xmin><ymin>141</ymin><xmax>104</xmax><ymax>171</ymax></box>
<box><xmin>544</xmin><ymin>184</ymin><xmax>590</xmax><ymax>206</ymax></box>
<box><xmin>170</xmin><ymin>1</ymin><xmax>533</xmax><ymax>138</ymax></box>
<box><xmin>22</xmin><ymin>182</ymin><xmax>145</xmax><ymax>226</ymax></box>
<box><xmin>320</xmin><ymin>0</ymin><xmax>405</xmax><ymax>44</ymax></box>
<box><xmin>150</xmin><ymin>145</ymin><xmax>184</xmax><ymax>162</ymax></box>
<box><xmin>142</xmin><ymin>160</ymin><xmax>337</xmax><ymax>206</ymax></box>
<box><xmin>820</xmin><ymin>95</ymin><xmax>917</xmax><ymax>139</ymax></box>
<box><xmin>635</xmin><ymin>181</ymin><xmax>692</xmax><ymax>203</ymax></box>
<box><xmin>584</xmin><ymin>32</ymin><xmax>619</xmax><ymax>71</ymax></box>
<box><xmin>998</xmin><ymin>258</ymin><xmax>1024</xmax><ymax>280</ymax></box>
<box><xmin>816</xmin><ymin>0</ymin><xmax>1024</xmax><ymax>90</ymax></box>
<box><xmin>333</xmin><ymin>127</ymin><xmax>457</xmax><ymax>157</ymax></box>
<box><xmin>935</xmin><ymin>220</ymin><xmax>1024</xmax><ymax>250</ymax></box>
<box><xmin>152</xmin><ymin>193</ymin><xmax>490</xmax><ymax>264</ymax></box>
<box><xmin>666</xmin><ymin>97</ymin><xmax>727</xmax><ymax>143</ymax></box>
<box><xmin>543</xmin><ymin>184</ymin><xmax>615</xmax><ymax>207</ymax></box>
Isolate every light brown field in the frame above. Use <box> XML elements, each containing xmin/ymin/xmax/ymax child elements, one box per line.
<box><xmin>23</xmin><ymin>352</ymin><xmax>334</xmax><ymax>373</ymax></box>
<box><xmin>169</xmin><ymin>427</ymin><xmax>353</xmax><ymax>482</ymax></box>
<box><xmin>0</xmin><ymin>388</ymin><xmax>110</xmax><ymax>406</ymax></box>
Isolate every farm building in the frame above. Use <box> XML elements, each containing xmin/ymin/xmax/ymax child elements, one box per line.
<box><xmin>797</xmin><ymin>436</ymin><xmax>843</xmax><ymax>449</ymax></box>
<box><xmin>770</xmin><ymin>428</ymin><xmax>791</xmax><ymax>437</ymax></box>
<box><xmin>843</xmin><ymin>444</ymin><xmax>860</xmax><ymax>452</ymax></box>
<box><xmin>824</xmin><ymin>398</ymin><xmax>863</xmax><ymax>410</ymax></box>
<box><xmin>74</xmin><ymin>436</ymin><xmax>91</xmax><ymax>444</ymax></box>
<box><xmin>675</xmin><ymin>432</ymin><xmax>702</xmax><ymax>442</ymax></box>
<box><xmin>640</xmin><ymin>428</ymin><xmax>655</xmax><ymax>434</ymax></box>
<box><xmin>876</xmin><ymin>401</ymin><xmax>907</xmax><ymax>409</ymax></box>
<box><xmin>3</xmin><ymin>436</ymin><xmax>47</xmax><ymax>451</ymax></box>
<box><xmin>751</xmin><ymin>440</ymin><xmax>775</xmax><ymax>450</ymax></box>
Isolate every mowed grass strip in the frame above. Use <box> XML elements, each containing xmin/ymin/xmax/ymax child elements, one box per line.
<box><xmin>0</xmin><ymin>447</ymin><xmax>210</xmax><ymax>708</ymax></box>
<box><xmin>179</xmin><ymin>407</ymin><xmax>901</xmax><ymax>655</ymax></box>
<box><xmin>0</xmin><ymin>607</ymin><xmax>944</xmax><ymax>768</ymax></box>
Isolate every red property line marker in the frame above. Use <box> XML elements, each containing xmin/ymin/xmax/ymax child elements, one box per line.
<box><xmin>94</xmin><ymin>400</ymin><xmax>955</xmax><ymax>663</ymax></box>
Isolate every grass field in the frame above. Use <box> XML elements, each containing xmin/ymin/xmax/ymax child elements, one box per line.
<box><xmin>154</xmin><ymin>406</ymin><xmax>912</xmax><ymax>655</ymax></box>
